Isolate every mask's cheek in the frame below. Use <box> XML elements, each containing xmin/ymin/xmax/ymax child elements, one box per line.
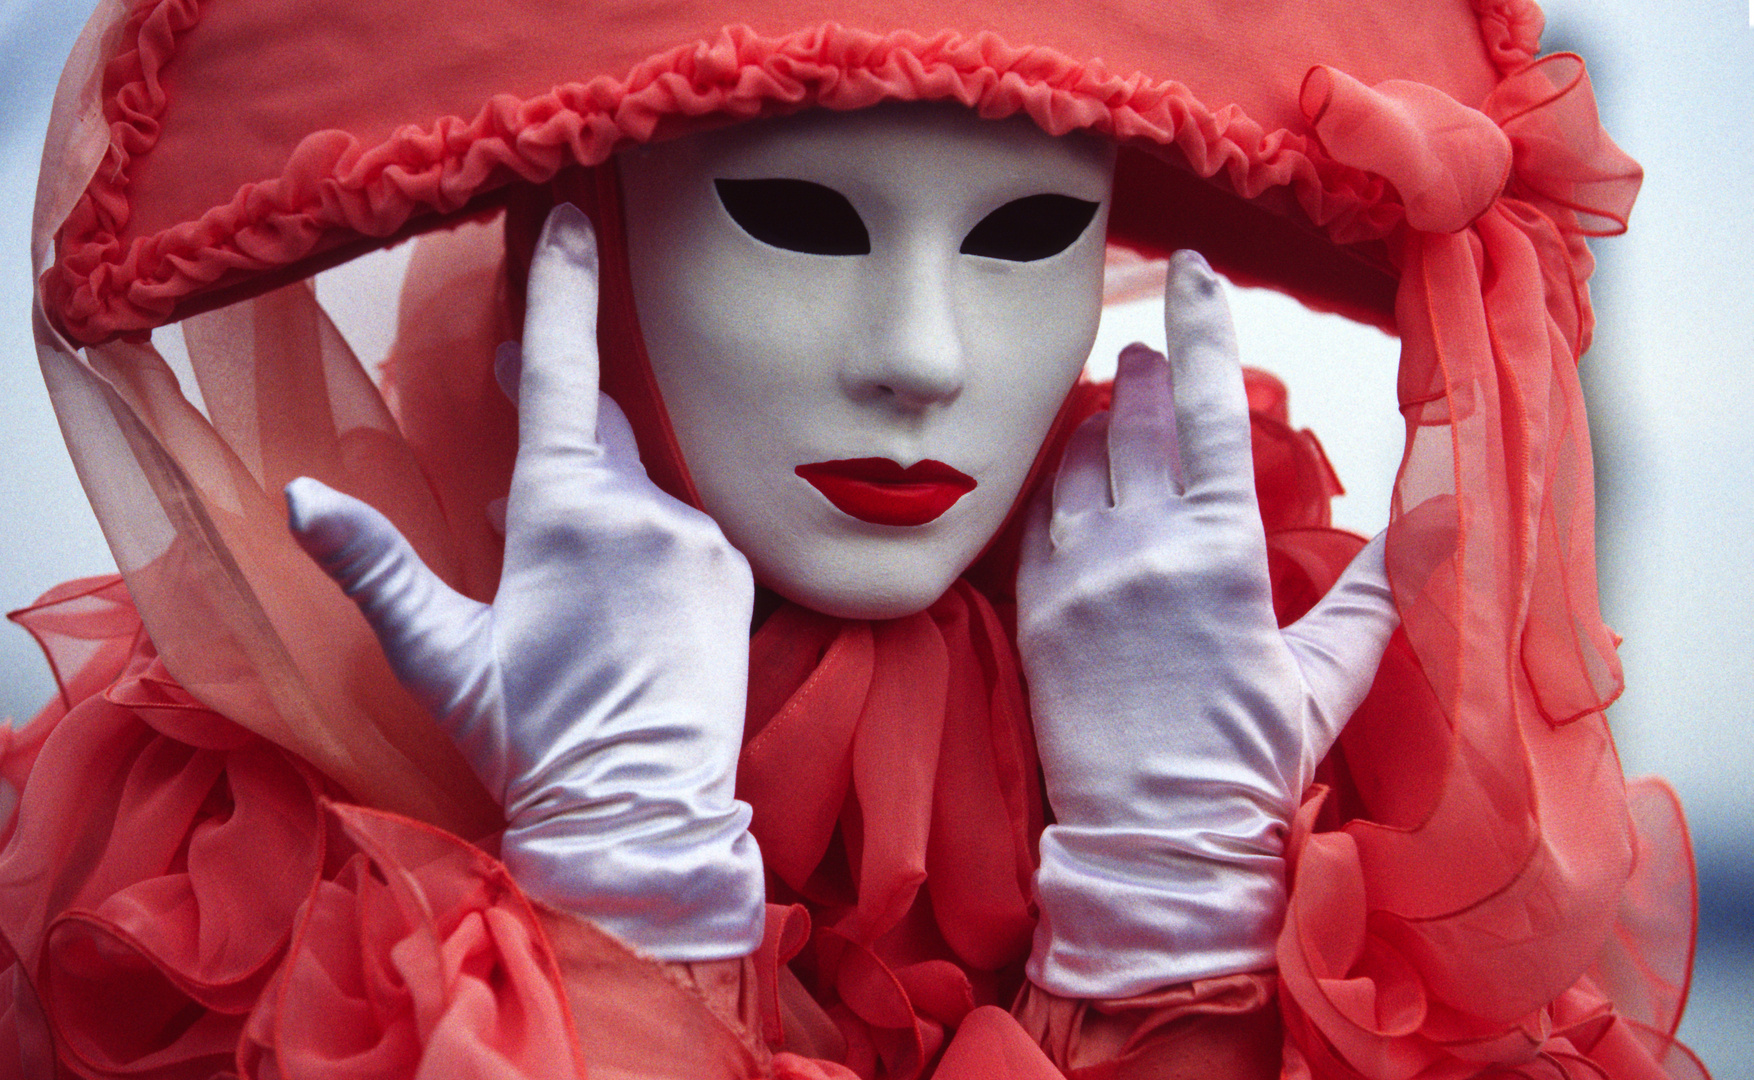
<box><xmin>952</xmin><ymin>256</ymin><xmax>1107</xmax><ymax>451</ymax></box>
<box><xmin>957</xmin><ymin>220</ymin><xmax>1108</xmax><ymax>362</ymax></box>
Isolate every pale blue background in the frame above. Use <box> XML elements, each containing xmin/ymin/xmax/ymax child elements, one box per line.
<box><xmin>2</xmin><ymin>0</ymin><xmax>1748</xmax><ymax>1069</ymax></box>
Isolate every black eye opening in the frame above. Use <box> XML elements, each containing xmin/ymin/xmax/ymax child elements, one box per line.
<box><xmin>714</xmin><ymin>178</ymin><xmax>871</xmax><ymax>256</ymax></box>
<box><xmin>960</xmin><ymin>194</ymin><xmax>1101</xmax><ymax>262</ymax></box>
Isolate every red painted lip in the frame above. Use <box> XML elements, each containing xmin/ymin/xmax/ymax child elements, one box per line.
<box><xmin>795</xmin><ymin>458</ymin><xmax>978</xmax><ymax>527</ymax></box>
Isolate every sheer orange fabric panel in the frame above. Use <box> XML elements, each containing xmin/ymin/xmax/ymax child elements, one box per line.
<box><xmin>55</xmin><ymin>288</ymin><xmax>503</xmax><ymax>838</ymax></box>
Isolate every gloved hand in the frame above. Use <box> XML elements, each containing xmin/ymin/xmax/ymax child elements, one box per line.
<box><xmin>1017</xmin><ymin>250</ymin><xmax>1399</xmax><ymax>997</ymax></box>
<box><xmin>285</xmin><ymin>204</ymin><xmax>765</xmax><ymax>960</ymax></box>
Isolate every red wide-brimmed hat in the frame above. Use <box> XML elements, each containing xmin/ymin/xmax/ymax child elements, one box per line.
<box><xmin>45</xmin><ymin>0</ymin><xmax>1629</xmax><ymax>346</ymax></box>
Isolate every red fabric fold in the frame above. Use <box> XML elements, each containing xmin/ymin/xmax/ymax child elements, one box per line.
<box><xmin>1273</xmin><ymin>61</ymin><xmax>1654</xmax><ymax>1079</ymax></box>
<box><xmin>0</xmin><ymin>597</ymin><xmax>326</xmax><ymax>1079</ymax></box>
<box><xmin>6</xmin><ymin>575</ymin><xmax>141</xmax><ymax>724</ymax></box>
<box><xmin>1486</xmin><ymin>55</ymin><xmax>1642</xmax><ymax>240</ymax></box>
<box><xmin>1302</xmin><ymin>67</ymin><xmax>1512</xmax><ymax>234</ymax></box>
<box><xmin>1586</xmin><ymin>779</ymin><xmax>1701</xmax><ymax>1067</ymax></box>
<box><xmin>1473</xmin><ymin>0</ymin><xmax>1546</xmax><ymax>75</ymax></box>
<box><xmin>1274</xmin><ymin>203</ymin><xmax>1643</xmax><ymax>1072</ymax></box>
<box><xmin>1300</xmin><ymin>52</ymin><xmax>1636</xmax><ymax>729</ymax></box>
<box><xmin>741</xmin><ymin>582</ymin><xmax>1042</xmax><ymax>970</ymax></box>
<box><xmin>738</xmin><ymin>581</ymin><xmax>1043</xmax><ymax>1078</ymax></box>
<box><xmin>1014</xmin><ymin>974</ymin><xmax>1282</xmax><ymax>1080</ymax></box>
<box><xmin>239</xmin><ymin>803</ymin><xmax>584</xmax><ymax>1080</ymax></box>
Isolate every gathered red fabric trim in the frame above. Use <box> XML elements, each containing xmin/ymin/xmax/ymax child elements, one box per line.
<box><xmin>1474</xmin><ymin>0</ymin><xmax>1546</xmax><ymax>74</ymax></box>
<box><xmin>46</xmin><ymin>0</ymin><xmax>1566</xmax><ymax>344</ymax></box>
<box><xmin>53</xmin><ymin>16</ymin><xmax>1429</xmax><ymax>344</ymax></box>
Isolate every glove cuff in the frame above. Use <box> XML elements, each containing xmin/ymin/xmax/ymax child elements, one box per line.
<box><xmin>504</xmin><ymin>805</ymin><xmax>767</xmax><ymax>961</ymax></box>
<box><xmin>1026</xmin><ymin>823</ymin><xmax>1286</xmax><ymax>997</ymax></box>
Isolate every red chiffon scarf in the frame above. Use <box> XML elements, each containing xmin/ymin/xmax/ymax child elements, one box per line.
<box><xmin>743</xmin><ymin>585</ymin><xmax>1041</xmax><ymax>967</ymax></box>
<box><xmin>739</xmin><ymin>584</ymin><xmax>1044</xmax><ymax>1076</ymax></box>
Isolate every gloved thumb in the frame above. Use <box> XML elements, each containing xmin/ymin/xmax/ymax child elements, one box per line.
<box><xmin>1282</xmin><ymin>529</ymin><xmax>1399</xmax><ymax>774</ymax></box>
<box><xmin>286</xmin><ymin>477</ymin><xmax>494</xmax><ymax>728</ymax></box>
<box><xmin>595</xmin><ymin>393</ymin><xmax>646</xmax><ymax>468</ymax></box>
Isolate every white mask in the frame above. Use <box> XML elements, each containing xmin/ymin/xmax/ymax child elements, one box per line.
<box><xmin>619</xmin><ymin>104</ymin><xmax>1114</xmax><ymax>619</ymax></box>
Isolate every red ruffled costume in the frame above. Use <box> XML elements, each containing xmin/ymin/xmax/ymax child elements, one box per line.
<box><xmin>9</xmin><ymin>0</ymin><xmax>1704</xmax><ymax>1075</ymax></box>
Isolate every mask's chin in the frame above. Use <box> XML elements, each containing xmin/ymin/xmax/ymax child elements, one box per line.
<box><xmin>746</xmin><ymin>538</ymin><xmax>973</xmax><ymax>621</ymax></box>
<box><xmin>766</xmin><ymin>580</ymin><xmax>955</xmax><ymax>622</ymax></box>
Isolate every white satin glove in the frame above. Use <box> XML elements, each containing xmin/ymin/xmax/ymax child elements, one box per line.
<box><xmin>285</xmin><ymin>204</ymin><xmax>765</xmax><ymax>960</ymax></box>
<box><xmin>1018</xmin><ymin>251</ymin><xmax>1399</xmax><ymax>998</ymax></box>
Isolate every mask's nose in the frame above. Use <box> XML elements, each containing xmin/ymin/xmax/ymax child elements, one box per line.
<box><xmin>840</xmin><ymin>252</ymin><xmax>966</xmax><ymax>411</ymax></box>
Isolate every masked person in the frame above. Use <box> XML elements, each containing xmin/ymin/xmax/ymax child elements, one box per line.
<box><xmin>2</xmin><ymin>0</ymin><xmax>1701</xmax><ymax>1077</ymax></box>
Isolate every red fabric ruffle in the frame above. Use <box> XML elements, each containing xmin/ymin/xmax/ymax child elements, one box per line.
<box><xmin>0</xmin><ymin>582</ymin><xmax>325</xmax><ymax>1078</ymax></box>
<box><xmin>239</xmin><ymin>803</ymin><xmax>584</xmax><ymax>1079</ymax></box>
<box><xmin>738</xmin><ymin>579</ymin><xmax>1042</xmax><ymax>1079</ymax></box>
<box><xmin>1279</xmin><ymin>785</ymin><xmax>1707</xmax><ymax>1080</ymax></box>
<box><xmin>0</xmin><ymin>582</ymin><xmax>592</xmax><ymax>1079</ymax></box>
<box><xmin>1473</xmin><ymin>0</ymin><xmax>1546</xmax><ymax>75</ymax></box>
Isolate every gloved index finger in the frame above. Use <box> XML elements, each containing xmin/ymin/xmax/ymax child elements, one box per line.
<box><xmin>516</xmin><ymin>203</ymin><xmax>603</xmax><ymax>461</ymax></box>
<box><xmin>1162</xmin><ymin>250</ymin><xmax>1254</xmax><ymax>507</ymax></box>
